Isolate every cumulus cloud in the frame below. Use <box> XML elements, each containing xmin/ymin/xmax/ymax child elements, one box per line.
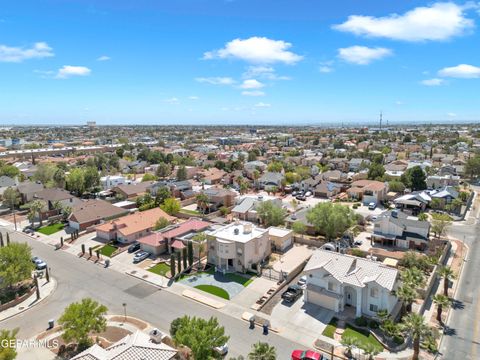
<box><xmin>97</xmin><ymin>55</ymin><xmax>110</xmax><ymax>61</ymax></box>
<box><xmin>338</xmin><ymin>46</ymin><xmax>392</xmax><ymax>65</ymax></box>
<box><xmin>447</xmin><ymin>112</ymin><xmax>457</xmax><ymax>117</ymax></box>
<box><xmin>204</xmin><ymin>36</ymin><xmax>303</xmax><ymax>64</ymax></box>
<box><xmin>195</xmin><ymin>77</ymin><xmax>236</xmax><ymax>85</ymax></box>
<box><xmin>242</xmin><ymin>65</ymin><xmax>290</xmax><ymax>80</ymax></box>
<box><xmin>164</xmin><ymin>97</ymin><xmax>180</xmax><ymax>104</ymax></box>
<box><xmin>188</xmin><ymin>96</ymin><xmax>199</xmax><ymax>100</ymax></box>
<box><xmin>438</xmin><ymin>64</ymin><xmax>480</xmax><ymax>78</ymax></box>
<box><xmin>420</xmin><ymin>78</ymin><xmax>445</xmax><ymax>86</ymax></box>
<box><xmin>239</xmin><ymin>79</ymin><xmax>265</xmax><ymax>89</ymax></box>
<box><xmin>0</xmin><ymin>42</ymin><xmax>54</xmax><ymax>62</ymax></box>
<box><xmin>254</xmin><ymin>102</ymin><xmax>271</xmax><ymax>108</ymax></box>
<box><xmin>333</xmin><ymin>2</ymin><xmax>474</xmax><ymax>42</ymax></box>
<box><xmin>241</xmin><ymin>90</ymin><xmax>265</xmax><ymax>97</ymax></box>
<box><xmin>56</xmin><ymin>65</ymin><xmax>91</xmax><ymax>79</ymax></box>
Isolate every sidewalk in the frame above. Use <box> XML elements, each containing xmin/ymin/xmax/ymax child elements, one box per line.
<box><xmin>0</xmin><ymin>277</ymin><xmax>56</xmax><ymax>322</ymax></box>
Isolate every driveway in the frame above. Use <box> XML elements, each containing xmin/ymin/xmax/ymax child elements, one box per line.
<box><xmin>179</xmin><ymin>272</ymin><xmax>246</xmax><ymax>299</ymax></box>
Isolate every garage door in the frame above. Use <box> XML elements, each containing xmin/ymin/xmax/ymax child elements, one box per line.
<box><xmin>306</xmin><ymin>290</ymin><xmax>338</xmax><ymax>312</ymax></box>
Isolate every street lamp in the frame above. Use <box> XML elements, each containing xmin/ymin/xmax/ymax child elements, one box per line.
<box><xmin>122</xmin><ymin>303</ymin><xmax>127</xmax><ymax>323</ymax></box>
<box><xmin>11</xmin><ymin>198</ymin><xmax>17</xmax><ymax>231</ymax></box>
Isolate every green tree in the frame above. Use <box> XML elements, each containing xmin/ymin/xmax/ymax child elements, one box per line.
<box><xmin>401</xmin><ymin>166</ymin><xmax>426</xmax><ymax>191</ymax></box>
<box><xmin>196</xmin><ymin>193</ymin><xmax>210</xmax><ymax>214</ymax></box>
<box><xmin>142</xmin><ymin>173</ymin><xmax>157</xmax><ymax>182</ymax></box>
<box><xmin>154</xmin><ymin>217</ymin><xmax>170</xmax><ymax>230</ymax></box>
<box><xmin>401</xmin><ymin>267</ymin><xmax>425</xmax><ymax>288</ymax></box>
<box><xmin>432</xmin><ymin>294</ymin><xmax>451</xmax><ymax>323</ymax></box>
<box><xmin>170</xmin><ymin>254</ymin><xmax>176</xmax><ymax>277</ymax></box>
<box><xmin>182</xmin><ymin>248</ymin><xmax>188</xmax><ymax>269</ymax></box>
<box><xmin>155</xmin><ymin>162</ymin><xmax>171</xmax><ymax>179</ymax></box>
<box><xmin>363</xmin><ymin>343</ymin><xmax>380</xmax><ymax>360</ymax></box>
<box><xmin>3</xmin><ymin>187</ymin><xmax>20</xmax><ymax>209</ymax></box>
<box><xmin>400</xmin><ymin>313</ymin><xmax>431</xmax><ymax>360</ymax></box>
<box><xmin>465</xmin><ymin>155</ymin><xmax>480</xmax><ymax>179</ymax></box>
<box><xmin>367</xmin><ymin>163</ymin><xmax>385</xmax><ymax>180</ymax></box>
<box><xmin>248</xmin><ymin>342</ymin><xmax>277</xmax><ymax>360</ymax></box>
<box><xmin>176</xmin><ymin>165</ymin><xmax>188</xmax><ymax>181</ymax></box>
<box><xmin>154</xmin><ymin>187</ymin><xmax>171</xmax><ymax>206</ymax></box>
<box><xmin>192</xmin><ymin>233</ymin><xmax>207</xmax><ymax>269</ymax></box>
<box><xmin>66</xmin><ymin>168</ymin><xmax>85</xmax><ymax>196</ymax></box>
<box><xmin>438</xmin><ymin>266</ymin><xmax>456</xmax><ymax>296</ymax></box>
<box><xmin>388</xmin><ymin>180</ymin><xmax>405</xmax><ymax>193</ymax></box>
<box><xmin>83</xmin><ymin>167</ymin><xmax>100</xmax><ymax>191</ymax></box>
<box><xmin>292</xmin><ymin>221</ymin><xmax>306</xmax><ymax>239</ymax></box>
<box><xmin>0</xmin><ymin>165</ymin><xmax>20</xmax><ymax>179</ymax></box>
<box><xmin>0</xmin><ymin>328</ymin><xmax>19</xmax><ymax>360</ymax></box>
<box><xmin>397</xmin><ymin>284</ymin><xmax>416</xmax><ymax>313</ymax></box>
<box><xmin>306</xmin><ymin>202</ymin><xmax>358</xmax><ymax>240</ymax></box>
<box><xmin>160</xmin><ymin>197</ymin><xmax>181</xmax><ymax>215</ymax></box>
<box><xmin>255</xmin><ymin>201</ymin><xmax>286</xmax><ymax>227</ymax></box>
<box><xmin>417</xmin><ymin>213</ymin><xmax>428</xmax><ymax>221</ymax></box>
<box><xmin>28</xmin><ymin>200</ymin><xmax>45</xmax><ymax>226</ymax></box>
<box><xmin>53</xmin><ymin>168</ymin><xmax>66</xmax><ymax>188</ymax></box>
<box><xmin>431</xmin><ymin>214</ymin><xmax>452</xmax><ymax>238</ymax></box>
<box><xmin>33</xmin><ymin>163</ymin><xmax>57</xmax><ymax>185</ymax></box>
<box><xmin>58</xmin><ymin>298</ymin><xmax>108</xmax><ymax>350</ymax></box>
<box><xmin>340</xmin><ymin>336</ymin><xmax>359</xmax><ymax>358</ymax></box>
<box><xmin>170</xmin><ymin>316</ymin><xmax>229</xmax><ymax>360</ymax></box>
<box><xmin>267</xmin><ymin>162</ymin><xmax>283</xmax><ymax>173</ymax></box>
<box><xmin>187</xmin><ymin>241</ymin><xmax>194</xmax><ymax>267</ymax></box>
<box><xmin>430</xmin><ymin>198</ymin><xmax>442</xmax><ymax>210</ymax></box>
<box><xmin>0</xmin><ymin>242</ymin><xmax>34</xmax><ymax>290</ymax></box>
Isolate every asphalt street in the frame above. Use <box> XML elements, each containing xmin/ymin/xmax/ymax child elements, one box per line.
<box><xmin>0</xmin><ymin>229</ymin><xmax>304</xmax><ymax>359</ymax></box>
<box><xmin>440</xmin><ymin>193</ymin><xmax>480</xmax><ymax>360</ymax></box>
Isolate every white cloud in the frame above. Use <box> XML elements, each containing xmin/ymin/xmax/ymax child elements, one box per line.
<box><xmin>333</xmin><ymin>2</ymin><xmax>474</xmax><ymax>42</ymax></box>
<box><xmin>56</xmin><ymin>65</ymin><xmax>91</xmax><ymax>79</ymax></box>
<box><xmin>338</xmin><ymin>46</ymin><xmax>392</xmax><ymax>65</ymax></box>
<box><xmin>164</xmin><ymin>97</ymin><xmax>180</xmax><ymax>104</ymax></box>
<box><xmin>0</xmin><ymin>42</ymin><xmax>54</xmax><ymax>62</ymax></box>
<box><xmin>195</xmin><ymin>77</ymin><xmax>235</xmax><ymax>85</ymax></box>
<box><xmin>239</xmin><ymin>79</ymin><xmax>265</xmax><ymax>89</ymax></box>
<box><xmin>204</xmin><ymin>36</ymin><xmax>303</xmax><ymax>64</ymax></box>
<box><xmin>242</xmin><ymin>65</ymin><xmax>290</xmax><ymax>80</ymax></box>
<box><xmin>420</xmin><ymin>78</ymin><xmax>445</xmax><ymax>86</ymax></box>
<box><xmin>319</xmin><ymin>66</ymin><xmax>334</xmax><ymax>73</ymax></box>
<box><xmin>254</xmin><ymin>102</ymin><xmax>271</xmax><ymax>108</ymax></box>
<box><xmin>438</xmin><ymin>64</ymin><xmax>480</xmax><ymax>78</ymax></box>
<box><xmin>395</xmin><ymin>100</ymin><xmax>404</xmax><ymax>105</ymax></box>
<box><xmin>188</xmin><ymin>96</ymin><xmax>199</xmax><ymax>100</ymax></box>
<box><xmin>447</xmin><ymin>112</ymin><xmax>457</xmax><ymax>117</ymax></box>
<box><xmin>97</xmin><ymin>55</ymin><xmax>110</xmax><ymax>61</ymax></box>
<box><xmin>241</xmin><ymin>90</ymin><xmax>265</xmax><ymax>97</ymax></box>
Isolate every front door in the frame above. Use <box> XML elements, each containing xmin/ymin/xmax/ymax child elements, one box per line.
<box><xmin>346</xmin><ymin>291</ymin><xmax>353</xmax><ymax>306</ymax></box>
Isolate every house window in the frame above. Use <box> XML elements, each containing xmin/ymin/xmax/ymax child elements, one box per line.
<box><xmin>370</xmin><ymin>304</ymin><xmax>378</xmax><ymax>312</ymax></box>
<box><xmin>327</xmin><ymin>281</ymin><xmax>336</xmax><ymax>292</ymax></box>
<box><xmin>370</xmin><ymin>288</ymin><xmax>379</xmax><ymax>298</ymax></box>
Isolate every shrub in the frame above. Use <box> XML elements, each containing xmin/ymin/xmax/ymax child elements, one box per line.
<box><xmin>393</xmin><ymin>336</ymin><xmax>404</xmax><ymax>345</ymax></box>
<box><xmin>354</xmin><ymin>316</ymin><xmax>368</xmax><ymax>327</ymax></box>
<box><xmin>350</xmin><ymin>249</ymin><xmax>367</xmax><ymax>258</ymax></box>
<box><xmin>368</xmin><ymin>320</ymin><xmax>379</xmax><ymax>329</ymax></box>
<box><xmin>352</xmin><ymin>204</ymin><xmax>359</xmax><ymax>209</ymax></box>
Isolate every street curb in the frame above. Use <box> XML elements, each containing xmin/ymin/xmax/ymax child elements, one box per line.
<box><xmin>0</xmin><ymin>277</ymin><xmax>57</xmax><ymax>323</ymax></box>
<box><xmin>125</xmin><ymin>271</ymin><xmax>166</xmax><ymax>289</ymax></box>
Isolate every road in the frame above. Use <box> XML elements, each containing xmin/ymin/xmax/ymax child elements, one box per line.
<box><xmin>440</xmin><ymin>189</ymin><xmax>480</xmax><ymax>360</ymax></box>
<box><xmin>0</xmin><ymin>228</ymin><xmax>303</xmax><ymax>359</ymax></box>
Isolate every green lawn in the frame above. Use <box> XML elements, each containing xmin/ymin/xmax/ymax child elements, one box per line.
<box><xmin>180</xmin><ymin>209</ymin><xmax>202</xmax><ymax>216</ymax></box>
<box><xmin>148</xmin><ymin>263</ymin><xmax>170</xmax><ymax>276</ymax></box>
<box><xmin>99</xmin><ymin>244</ymin><xmax>118</xmax><ymax>257</ymax></box>
<box><xmin>322</xmin><ymin>317</ymin><xmax>338</xmax><ymax>338</ymax></box>
<box><xmin>37</xmin><ymin>223</ymin><xmax>65</xmax><ymax>235</ymax></box>
<box><xmin>225</xmin><ymin>273</ymin><xmax>255</xmax><ymax>287</ymax></box>
<box><xmin>194</xmin><ymin>284</ymin><xmax>230</xmax><ymax>300</ymax></box>
<box><xmin>342</xmin><ymin>324</ymin><xmax>383</xmax><ymax>352</ymax></box>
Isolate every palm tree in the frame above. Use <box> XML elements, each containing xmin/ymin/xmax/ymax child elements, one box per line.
<box><xmin>397</xmin><ymin>284</ymin><xmax>416</xmax><ymax>314</ymax></box>
<box><xmin>248</xmin><ymin>342</ymin><xmax>276</xmax><ymax>360</ymax></box>
<box><xmin>401</xmin><ymin>267</ymin><xmax>425</xmax><ymax>288</ymax></box>
<box><xmin>340</xmin><ymin>336</ymin><xmax>358</xmax><ymax>358</ymax></box>
<box><xmin>252</xmin><ymin>170</ymin><xmax>260</xmax><ymax>192</ymax></box>
<box><xmin>438</xmin><ymin>266</ymin><xmax>456</xmax><ymax>296</ymax></box>
<box><xmin>29</xmin><ymin>200</ymin><xmax>45</xmax><ymax>227</ymax></box>
<box><xmin>400</xmin><ymin>313</ymin><xmax>431</xmax><ymax>360</ymax></box>
<box><xmin>192</xmin><ymin>233</ymin><xmax>207</xmax><ymax>270</ymax></box>
<box><xmin>432</xmin><ymin>294</ymin><xmax>451</xmax><ymax>323</ymax></box>
<box><xmin>196</xmin><ymin>193</ymin><xmax>209</xmax><ymax>215</ymax></box>
<box><xmin>363</xmin><ymin>343</ymin><xmax>380</xmax><ymax>360</ymax></box>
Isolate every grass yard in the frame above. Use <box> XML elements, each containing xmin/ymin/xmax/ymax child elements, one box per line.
<box><xmin>194</xmin><ymin>284</ymin><xmax>230</xmax><ymax>300</ymax></box>
<box><xmin>148</xmin><ymin>263</ymin><xmax>170</xmax><ymax>276</ymax></box>
<box><xmin>322</xmin><ymin>317</ymin><xmax>338</xmax><ymax>339</ymax></box>
<box><xmin>37</xmin><ymin>223</ymin><xmax>64</xmax><ymax>235</ymax></box>
<box><xmin>342</xmin><ymin>324</ymin><xmax>383</xmax><ymax>352</ymax></box>
<box><xmin>225</xmin><ymin>273</ymin><xmax>255</xmax><ymax>287</ymax></box>
<box><xmin>99</xmin><ymin>244</ymin><xmax>118</xmax><ymax>257</ymax></box>
<box><xmin>180</xmin><ymin>209</ymin><xmax>202</xmax><ymax>216</ymax></box>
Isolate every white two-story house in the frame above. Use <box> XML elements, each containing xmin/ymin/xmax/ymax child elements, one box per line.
<box><xmin>304</xmin><ymin>250</ymin><xmax>400</xmax><ymax>318</ymax></box>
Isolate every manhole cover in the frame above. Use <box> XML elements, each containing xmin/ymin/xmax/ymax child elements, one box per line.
<box><xmin>18</xmin><ymin>307</ymin><xmax>24</xmax><ymax>310</ymax></box>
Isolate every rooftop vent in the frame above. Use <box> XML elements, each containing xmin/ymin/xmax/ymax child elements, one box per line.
<box><xmin>243</xmin><ymin>223</ymin><xmax>252</xmax><ymax>234</ymax></box>
<box><xmin>234</xmin><ymin>228</ymin><xmax>240</xmax><ymax>235</ymax></box>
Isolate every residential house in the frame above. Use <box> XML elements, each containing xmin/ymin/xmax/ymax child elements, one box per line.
<box><xmin>372</xmin><ymin>210</ymin><xmax>431</xmax><ymax>250</ymax></box>
<box><xmin>300</xmin><ymin>174</ymin><xmax>322</xmax><ymax>192</ymax></box>
<box><xmin>286</xmin><ymin>208</ymin><xmax>316</xmax><ymax>236</ymax></box>
<box><xmin>112</xmin><ymin>181</ymin><xmax>155</xmax><ymax>200</ymax></box>
<box><xmin>150</xmin><ymin>180</ymin><xmax>193</xmax><ymax>199</ymax></box>
<box><xmin>314</xmin><ymin>181</ymin><xmax>343</xmax><ymax>199</ymax></box>
<box><xmin>244</xmin><ymin>160</ymin><xmax>267</xmax><ymax>179</ymax></box>
<box><xmin>268</xmin><ymin>227</ymin><xmax>293</xmax><ymax>252</ymax></box>
<box><xmin>34</xmin><ymin>188</ymin><xmax>82</xmax><ymax>220</ymax></box>
<box><xmin>347</xmin><ymin>180</ymin><xmax>388</xmax><ymax>205</ymax></box>
<box><xmin>100</xmin><ymin>175</ymin><xmax>128</xmax><ymax>190</ymax></box>
<box><xmin>0</xmin><ymin>176</ymin><xmax>17</xmax><ymax>197</ymax></box>
<box><xmin>393</xmin><ymin>192</ymin><xmax>430</xmax><ymax>215</ymax></box>
<box><xmin>17</xmin><ymin>181</ymin><xmax>44</xmax><ymax>203</ymax></box>
<box><xmin>71</xmin><ymin>330</ymin><xmax>177</xmax><ymax>360</ymax></box>
<box><xmin>320</xmin><ymin>170</ymin><xmax>348</xmax><ymax>183</ymax></box>
<box><xmin>68</xmin><ymin>199</ymin><xmax>130</xmax><ymax>231</ymax></box>
<box><xmin>349</xmin><ymin>158</ymin><xmax>371</xmax><ymax>172</ymax></box>
<box><xmin>384</xmin><ymin>160</ymin><xmax>408</xmax><ymax>178</ymax></box>
<box><xmin>198</xmin><ymin>168</ymin><xmax>226</xmax><ymax>185</ymax></box>
<box><xmin>207</xmin><ymin>221</ymin><xmax>271</xmax><ymax>273</ymax></box>
<box><xmin>201</xmin><ymin>187</ymin><xmax>237</xmax><ymax>211</ymax></box>
<box><xmin>426</xmin><ymin>174</ymin><xmax>460</xmax><ymax>189</ymax></box>
<box><xmin>429</xmin><ymin>186</ymin><xmax>459</xmax><ymax>207</ymax></box>
<box><xmin>232</xmin><ymin>195</ymin><xmax>282</xmax><ymax>223</ymax></box>
<box><xmin>95</xmin><ymin>207</ymin><xmax>175</xmax><ymax>243</ymax></box>
<box><xmin>138</xmin><ymin>218</ymin><xmax>211</xmax><ymax>255</ymax></box>
<box><xmin>303</xmin><ymin>249</ymin><xmax>400</xmax><ymax>318</ymax></box>
<box><xmin>258</xmin><ymin>172</ymin><xmax>284</xmax><ymax>191</ymax></box>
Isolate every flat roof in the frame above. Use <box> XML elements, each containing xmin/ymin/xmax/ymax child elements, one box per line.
<box><xmin>210</xmin><ymin>221</ymin><xmax>267</xmax><ymax>243</ymax></box>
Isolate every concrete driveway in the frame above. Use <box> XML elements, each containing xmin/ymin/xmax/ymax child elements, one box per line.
<box><xmin>271</xmin><ymin>295</ymin><xmax>334</xmax><ymax>346</ymax></box>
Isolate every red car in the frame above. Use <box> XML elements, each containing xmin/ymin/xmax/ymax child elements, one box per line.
<box><xmin>291</xmin><ymin>349</ymin><xmax>323</xmax><ymax>360</ymax></box>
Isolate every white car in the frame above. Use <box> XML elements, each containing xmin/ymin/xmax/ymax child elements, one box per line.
<box><xmin>213</xmin><ymin>343</ymin><xmax>228</xmax><ymax>356</ymax></box>
<box><xmin>133</xmin><ymin>251</ymin><xmax>150</xmax><ymax>263</ymax></box>
<box><xmin>297</xmin><ymin>275</ymin><xmax>307</xmax><ymax>288</ymax></box>
<box><xmin>368</xmin><ymin>202</ymin><xmax>377</xmax><ymax>210</ymax></box>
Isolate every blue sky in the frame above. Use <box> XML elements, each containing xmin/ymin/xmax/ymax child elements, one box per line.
<box><xmin>0</xmin><ymin>0</ymin><xmax>479</xmax><ymax>125</ymax></box>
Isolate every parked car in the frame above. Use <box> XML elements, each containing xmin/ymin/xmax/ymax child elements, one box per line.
<box><xmin>354</xmin><ymin>240</ymin><xmax>363</xmax><ymax>246</ymax></box>
<box><xmin>296</xmin><ymin>195</ymin><xmax>307</xmax><ymax>201</ymax></box>
<box><xmin>23</xmin><ymin>226</ymin><xmax>34</xmax><ymax>234</ymax></box>
<box><xmin>128</xmin><ymin>242</ymin><xmax>141</xmax><ymax>253</ymax></box>
<box><xmin>368</xmin><ymin>202</ymin><xmax>377</xmax><ymax>210</ymax></box>
<box><xmin>291</xmin><ymin>349</ymin><xmax>323</xmax><ymax>360</ymax></box>
<box><xmin>297</xmin><ymin>275</ymin><xmax>307</xmax><ymax>288</ymax></box>
<box><xmin>133</xmin><ymin>251</ymin><xmax>150</xmax><ymax>263</ymax></box>
<box><xmin>281</xmin><ymin>285</ymin><xmax>303</xmax><ymax>303</ymax></box>
<box><xmin>305</xmin><ymin>190</ymin><xmax>313</xmax><ymax>197</ymax></box>
<box><xmin>31</xmin><ymin>256</ymin><xmax>47</xmax><ymax>270</ymax></box>
<box><xmin>213</xmin><ymin>343</ymin><xmax>229</xmax><ymax>356</ymax></box>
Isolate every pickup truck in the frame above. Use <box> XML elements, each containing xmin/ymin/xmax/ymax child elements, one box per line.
<box><xmin>281</xmin><ymin>285</ymin><xmax>303</xmax><ymax>303</ymax></box>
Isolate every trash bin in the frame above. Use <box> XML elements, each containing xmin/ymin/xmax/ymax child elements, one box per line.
<box><xmin>249</xmin><ymin>318</ymin><xmax>255</xmax><ymax>329</ymax></box>
<box><xmin>262</xmin><ymin>323</ymin><xmax>269</xmax><ymax>335</ymax></box>
<box><xmin>48</xmin><ymin>319</ymin><xmax>54</xmax><ymax>329</ymax></box>
<box><xmin>105</xmin><ymin>259</ymin><xmax>110</xmax><ymax>268</ymax></box>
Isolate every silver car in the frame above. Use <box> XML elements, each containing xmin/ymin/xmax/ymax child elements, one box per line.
<box><xmin>133</xmin><ymin>251</ymin><xmax>149</xmax><ymax>263</ymax></box>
